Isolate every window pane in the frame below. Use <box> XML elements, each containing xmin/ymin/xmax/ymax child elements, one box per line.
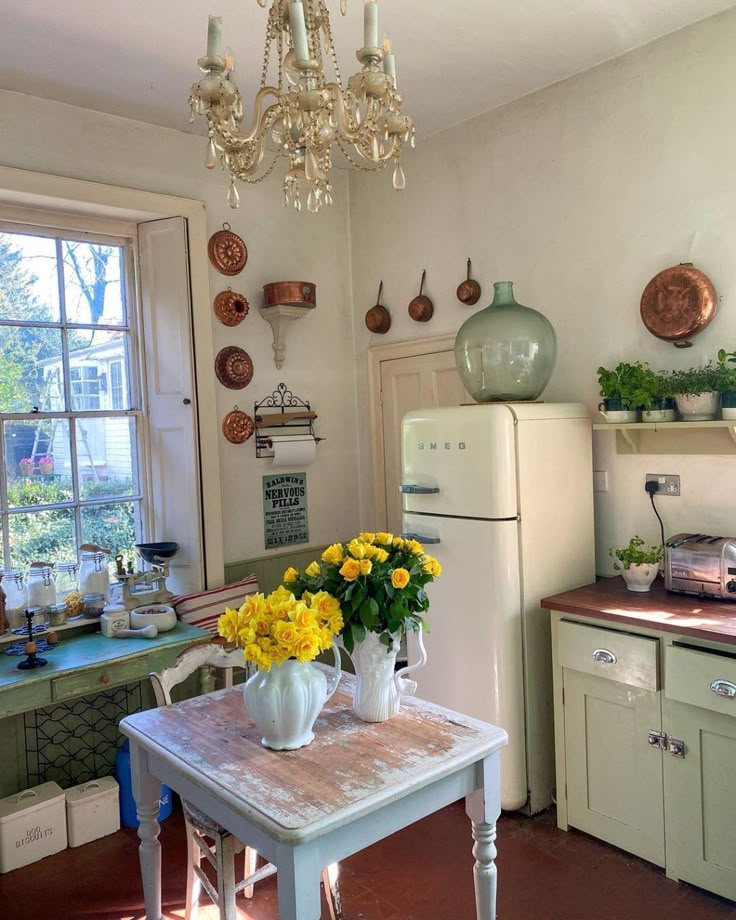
<box><xmin>4</xmin><ymin>419</ymin><xmax>73</xmax><ymax>506</ymax></box>
<box><xmin>81</xmin><ymin>501</ymin><xmax>139</xmax><ymax>570</ymax></box>
<box><xmin>9</xmin><ymin>508</ymin><xmax>76</xmax><ymax>571</ymax></box>
<box><xmin>63</xmin><ymin>242</ymin><xmax>126</xmax><ymax>326</ymax></box>
<box><xmin>0</xmin><ymin>231</ymin><xmax>61</xmax><ymax>323</ymax></box>
<box><xmin>76</xmin><ymin>417</ymin><xmax>137</xmax><ymax>500</ymax></box>
<box><xmin>0</xmin><ymin>326</ymin><xmax>65</xmax><ymax>413</ymax></box>
<box><xmin>68</xmin><ymin>330</ymin><xmax>131</xmax><ymax>411</ymax></box>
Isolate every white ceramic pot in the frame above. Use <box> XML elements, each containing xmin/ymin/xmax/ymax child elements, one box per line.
<box><xmin>642</xmin><ymin>408</ymin><xmax>676</xmax><ymax>422</ymax></box>
<box><xmin>674</xmin><ymin>391</ymin><xmax>720</xmax><ymax>421</ymax></box>
<box><xmin>130</xmin><ymin>604</ymin><xmax>176</xmax><ymax>632</ymax></box>
<box><xmin>243</xmin><ymin>642</ymin><xmax>341</xmax><ymax>750</ymax></box>
<box><xmin>598</xmin><ymin>409</ymin><xmax>638</xmax><ymax>423</ymax></box>
<box><xmin>621</xmin><ymin>564</ymin><xmax>659</xmax><ymax>593</ymax></box>
<box><xmin>348</xmin><ymin>629</ymin><xmax>427</xmax><ymax>722</ymax></box>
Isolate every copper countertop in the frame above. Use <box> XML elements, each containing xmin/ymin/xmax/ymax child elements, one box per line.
<box><xmin>541</xmin><ymin>577</ymin><xmax>736</xmax><ymax>646</ymax></box>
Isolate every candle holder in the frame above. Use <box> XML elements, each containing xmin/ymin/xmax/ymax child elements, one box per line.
<box><xmin>16</xmin><ymin>610</ymin><xmax>58</xmax><ymax>670</ymax></box>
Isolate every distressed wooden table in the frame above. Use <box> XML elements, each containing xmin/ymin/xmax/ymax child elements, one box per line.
<box><xmin>120</xmin><ymin>676</ymin><xmax>508</xmax><ymax>920</ymax></box>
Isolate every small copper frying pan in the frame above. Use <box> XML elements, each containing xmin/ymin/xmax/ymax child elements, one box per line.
<box><xmin>457</xmin><ymin>258</ymin><xmax>481</xmax><ymax>305</ymax></box>
<box><xmin>408</xmin><ymin>269</ymin><xmax>433</xmax><ymax>322</ymax></box>
<box><xmin>640</xmin><ymin>263</ymin><xmax>717</xmax><ymax>348</ymax></box>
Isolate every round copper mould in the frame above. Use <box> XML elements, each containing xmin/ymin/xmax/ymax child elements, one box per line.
<box><xmin>222</xmin><ymin>408</ymin><xmax>255</xmax><ymax>444</ymax></box>
<box><xmin>214</xmin><ymin>288</ymin><xmax>249</xmax><ymax>326</ymax></box>
<box><xmin>263</xmin><ymin>281</ymin><xmax>316</xmax><ymax>307</ymax></box>
<box><xmin>640</xmin><ymin>263</ymin><xmax>717</xmax><ymax>344</ymax></box>
<box><xmin>208</xmin><ymin>224</ymin><xmax>248</xmax><ymax>275</ymax></box>
<box><xmin>215</xmin><ymin>346</ymin><xmax>254</xmax><ymax>389</ymax></box>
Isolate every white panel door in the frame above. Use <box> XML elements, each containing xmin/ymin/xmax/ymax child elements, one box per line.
<box><xmin>379</xmin><ymin>350</ymin><xmax>467</xmax><ymax>534</ymax></box>
<box><xmin>404</xmin><ymin>511</ymin><xmax>527</xmax><ymax>810</ymax></box>
<box><xmin>138</xmin><ymin>217</ymin><xmax>203</xmax><ymax>595</ymax></box>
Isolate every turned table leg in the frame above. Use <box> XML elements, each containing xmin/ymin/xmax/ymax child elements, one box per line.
<box><xmin>130</xmin><ymin>741</ymin><xmax>163</xmax><ymax>920</ymax></box>
<box><xmin>466</xmin><ymin>752</ymin><xmax>502</xmax><ymax>920</ymax></box>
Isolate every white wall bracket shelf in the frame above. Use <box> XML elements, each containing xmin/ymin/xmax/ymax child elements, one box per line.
<box><xmin>258</xmin><ymin>303</ymin><xmax>314</xmax><ymax>370</ymax></box>
<box><xmin>593</xmin><ymin>420</ymin><xmax>736</xmax><ymax>455</ymax></box>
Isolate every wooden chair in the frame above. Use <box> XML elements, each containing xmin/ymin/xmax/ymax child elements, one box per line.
<box><xmin>150</xmin><ymin>642</ymin><xmax>343</xmax><ymax>920</ymax></box>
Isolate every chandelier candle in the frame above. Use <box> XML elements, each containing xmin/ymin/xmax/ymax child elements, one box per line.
<box><xmin>288</xmin><ymin>0</ymin><xmax>311</xmax><ymax>63</ymax></box>
<box><xmin>364</xmin><ymin>0</ymin><xmax>379</xmax><ymax>49</ymax></box>
<box><xmin>382</xmin><ymin>36</ymin><xmax>396</xmax><ymax>86</ymax></box>
<box><xmin>206</xmin><ymin>15</ymin><xmax>224</xmax><ymax>59</ymax></box>
<box><xmin>190</xmin><ymin>0</ymin><xmax>414</xmax><ymax>212</ymax></box>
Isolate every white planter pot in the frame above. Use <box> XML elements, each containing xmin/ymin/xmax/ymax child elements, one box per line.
<box><xmin>674</xmin><ymin>391</ymin><xmax>720</xmax><ymax>421</ymax></box>
<box><xmin>243</xmin><ymin>642</ymin><xmax>341</xmax><ymax>750</ymax></box>
<box><xmin>621</xmin><ymin>564</ymin><xmax>659</xmax><ymax>593</ymax></box>
<box><xmin>598</xmin><ymin>409</ymin><xmax>638</xmax><ymax>423</ymax></box>
<box><xmin>642</xmin><ymin>408</ymin><xmax>676</xmax><ymax>422</ymax></box>
<box><xmin>348</xmin><ymin>629</ymin><xmax>428</xmax><ymax>722</ymax></box>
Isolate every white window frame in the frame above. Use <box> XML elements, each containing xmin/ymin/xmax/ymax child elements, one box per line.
<box><xmin>0</xmin><ymin>214</ymin><xmax>149</xmax><ymax>568</ymax></box>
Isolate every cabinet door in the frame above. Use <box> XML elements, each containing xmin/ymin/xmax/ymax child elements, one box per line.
<box><xmin>564</xmin><ymin>669</ymin><xmax>665</xmax><ymax>865</ymax></box>
<box><xmin>664</xmin><ymin>700</ymin><xmax>736</xmax><ymax>901</ymax></box>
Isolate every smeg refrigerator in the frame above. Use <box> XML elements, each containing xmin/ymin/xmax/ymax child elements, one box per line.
<box><xmin>401</xmin><ymin>403</ymin><xmax>595</xmax><ymax>812</ymax></box>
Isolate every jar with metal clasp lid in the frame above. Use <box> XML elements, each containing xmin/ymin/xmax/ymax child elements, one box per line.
<box><xmin>79</xmin><ymin>546</ymin><xmax>110</xmax><ymax>601</ymax></box>
<box><xmin>27</xmin><ymin>563</ymin><xmax>56</xmax><ymax>608</ymax></box>
<box><xmin>3</xmin><ymin>571</ymin><xmax>27</xmax><ymax>630</ymax></box>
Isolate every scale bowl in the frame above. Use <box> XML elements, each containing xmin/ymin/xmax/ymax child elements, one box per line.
<box><xmin>136</xmin><ymin>542</ymin><xmax>179</xmax><ymax>564</ymax></box>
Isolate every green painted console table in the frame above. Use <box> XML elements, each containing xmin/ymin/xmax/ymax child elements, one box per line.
<box><xmin>0</xmin><ymin>621</ymin><xmax>210</xmax><ymax>795</ymax></box>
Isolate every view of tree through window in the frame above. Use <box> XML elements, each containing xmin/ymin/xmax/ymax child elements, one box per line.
<box><xmin>0</xmin><ymin>224</ymin><xmax>142</xmax><ymax>574</ymax></box>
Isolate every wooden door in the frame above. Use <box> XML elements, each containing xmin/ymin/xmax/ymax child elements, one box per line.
<box><xmin>378</xmin><ymin>349</ymin><xmax>467</xmax><ymax>534</ymax></box>
<box><xmin>564</xmin><ymin>669</ymin><xmax>666</xmax><ymax>866</ymax></box>
<box><xmin>664</xmin><ymin>700</ymin><xmax>736</xmax><ymax>900</ymax></box>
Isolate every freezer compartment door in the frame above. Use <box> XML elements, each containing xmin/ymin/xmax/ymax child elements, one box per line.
<box><xmin>401</xmin><ymin>405</ymin><xmax>517</xmax><ymax>518</ymax></box>
<box><xmin>404</xmin><ymin>512</ymin><xmax>528</xmax><ymax>811</ymax></box>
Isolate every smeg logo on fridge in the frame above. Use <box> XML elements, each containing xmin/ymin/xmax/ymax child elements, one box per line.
<box><xmin>417</xmin><ymin>441</ymin><xmax>467</xmax><ymax>451</ymax></box>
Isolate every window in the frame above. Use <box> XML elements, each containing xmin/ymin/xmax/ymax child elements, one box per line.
<box><xmin>0</xmin><ymin>223</ymin><xmax>143</xmax><ymax>573</ymax></box>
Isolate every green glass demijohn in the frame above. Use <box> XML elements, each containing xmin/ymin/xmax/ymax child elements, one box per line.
<box><xmin>454</xmin><ymin>281</ymin><xmax>557</xmax><ymax>402</ymax></box>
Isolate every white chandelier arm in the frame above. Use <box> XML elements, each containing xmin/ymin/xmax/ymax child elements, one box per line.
<box><xmin>323</xmin><ymin>82</ymin><xmax>363</xmax><ymax>142</ymax></box>
<box><xmin>210</xmin><ymin>86</ymin><xmax>282</xmax><ymax>145</ymax></box>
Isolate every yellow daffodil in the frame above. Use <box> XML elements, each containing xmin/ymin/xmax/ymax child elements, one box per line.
<box><xmin>358</xmin><ymin>532</ymin><xmax>376</xmax><ymax>544</ymax></box>
<box><xmin>347</xmin><ymin>539</ymin><xmax>367</xmax><ymax>559</ymax></box>
<box><xmin>293</xmin><ymin>632</ymin><xmax>320</xmax><ymax>663</ymax></box>
<box><xmin>339</xmin><ymin>558</ymin><xmax>361</xmax><ymax>581</ymax></box>
<box><xmin>422</xmin><ymin>556</ymin><xmax>442</xmax><ymax>577</ymax></box>
<box><xmin>359</xmin><ymin>559</ymin><xmax>373</xmax><ymax>576</ymax></box>
<box><xmin>405</xmin><ymin>539</ymin><xmax>424</xmax><ymax>555</ymax></box>
<box><xmin>373</xmin><ymin>547</ymin><xmax>389</xmax><ymax>563</ymax></box>
<box><xmin>283</xmin><ymin>567</ymin><xmax>299</xmax><ymax>583</ymax></box>
<box><xmin>305</xmin><ymin>560</ymin><xmax>321</xmax><ymax>577</ymax></box>
<box><xmin>375</xmin><ymin>532</ymin><xmax>394</xmax><ymax>545</ymax></box>
<box><xmin>391</xmin><ymin>567</ymin><xmax>411</xmax><ymax>590</ymax></box>
<box><xmin>217</xmin><ymin>606</ymin><xmax>243</xmax><ymax>643</ymax></box>
<box><xmin>321</xmin><ymin>543</ymin><xmax>345</xmax><ymax>565</ymax></box>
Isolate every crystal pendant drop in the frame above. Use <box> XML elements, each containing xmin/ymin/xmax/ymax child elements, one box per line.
<box><xmin>226</xmin><ymin>179</ymin><xmax>240</xmax><ymax>209</ymax></box>
<box><xmin>392</xmin><ymin>163</ymin><xmax>406</xmax><ymax>190</ymax></box>
<box><xmin>307</xmin><ymin>190</ymin><xmax>318</xmax><ymax>213</ymax></box>
<box><xmin>340</xmin><ymin>0</ymin><xmax>347</xmax><ymax>13</ymax></box>
<box><xmin>411</xmin><ymin>131</ymin><xmax>416</xmax><ymax>149</ymax></box>
<box><xmin>305</xmin><ymin>149</ymin><xmax>319</xmax><ymax>182</ymax></box>
<box><xmin>371</xmin><ymin>135</ymin><xmax>380</xmax><ymax>160</ymax></box>
<box><xmin>205</xmin><ymin>137</ymin><xmax>218</xmax><ymax>169</ymax></box>
<box><xmin>325</xmin><ymin>191</ymin><xmax>333</xmax><ymax>206</ymax></box>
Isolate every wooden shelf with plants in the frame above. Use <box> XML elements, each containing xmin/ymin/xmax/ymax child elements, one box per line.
<box><xmin>593</xmin><ymin>419</ymin><xmax>736</xmax><ymax>455</ymax></box>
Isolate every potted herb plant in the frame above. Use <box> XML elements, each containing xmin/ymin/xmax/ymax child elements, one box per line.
<box><xmin>610</xmin><ymin>536</ymin><xmax>663</xmax><ymax>593</ymax></box>
<box><xmin>597</xmin><ymin>362</ymin><xmax>651</xmax><ymax>423</ymax></box>
<box><xmin>718</xmin><ymin>348</ymin><xmax>736</xmax><ymax>420</ymax></box>
<box><xmin>641</xmin><ymin>370</ymin><xmax>676</xmax><ymax>422</ymax></box>
<box><xmin>664</xmin><ymin>363</ymin><xmax>723</xmax><ymax>421</ymax></box>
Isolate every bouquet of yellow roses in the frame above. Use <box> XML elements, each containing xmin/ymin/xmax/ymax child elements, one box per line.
<box><xmin>282</xmin><ymin>533</ymin><xmax>441</xmax><ymax>654</ymax></box>
<box><xmin>217</xmin><ymin>585</ymin><xmax>343</xmax><ymax>671</ymax></box>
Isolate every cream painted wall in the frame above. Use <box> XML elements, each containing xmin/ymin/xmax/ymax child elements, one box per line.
<box><xmin>348</xmin><ymin>8</ymin><xmax>736</xmax><ymax>575</ymax></box>
<box><xmin>0</xmin><ymin>89</ymin><xmax>360</xmax><ymax>569</ymax></box>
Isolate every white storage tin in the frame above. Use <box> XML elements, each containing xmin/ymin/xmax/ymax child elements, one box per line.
<box><xmin>65</xmin><ymin>777</ymin><xmax>120</xmax><ymax>847</ymax></box>
<box><xmin>0</xmin><ymin>782</ymin><xmax>67</xmax><ymax>873</ymax></box>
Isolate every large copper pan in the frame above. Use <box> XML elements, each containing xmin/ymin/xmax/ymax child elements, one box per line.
<box><xmin>640</xmin><ymin>263</ymin><xmax>717</xmax><ymax>347</ymax></box>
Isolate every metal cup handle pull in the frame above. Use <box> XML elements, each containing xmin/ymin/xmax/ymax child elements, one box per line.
<box><xmin>710</xmin><ymin>679</ymin><xmax>736</xmax><ymax>699</ymax></box>
<box><xmin>592</xmin><ymin>648</ymin><xmax>617</xmax><ymax>665</ymax></box>
<box><xmin>399</xmin><ymin>484</ymin><xmax>440</xmax><ymax>494</ymax></box>
<box><xmin>400</xmin><ymin>532</ymin><xmax>441</xmax><ymax>545</ymax></box>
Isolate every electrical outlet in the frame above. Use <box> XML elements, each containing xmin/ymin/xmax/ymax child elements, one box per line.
<box><xmin>646</xmin><ymin>473</ymin><xmax>680</xmax><ymax>496</ymax></box>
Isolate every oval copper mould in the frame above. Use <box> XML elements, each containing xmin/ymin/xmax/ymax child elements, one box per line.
<box><xmin>640</xmin><ymin>263</ymin><xmax>717</xmax><ymax>346</ymax></box>
<box><xmin>222</xmin><ymin>408</ymin><xmax>255</xmax><ymax>444</ymax></box>
<box><xmin>208</xmin><ymin>224</ymin><xmax>248</xmax><ymax>275</ymax></box>
<box><xmin>214</xmin><ymin>288</ymin><xmax>249</xmax><ymax>326</ymax></box>
<box><xmin>263</xmin><ymin>281</ymin><xmax>316</xmax><ymax>307</ymax></box>
<box><xmin>215</xmin><ymin>346</ymin><xmax>254</xmax><ymax>389</ymax></box>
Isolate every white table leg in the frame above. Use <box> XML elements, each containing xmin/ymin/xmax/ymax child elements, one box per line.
<box><xmin>465</xmin><ymin>751</ymin><xmax>502</xmax><ymax>920</ymax></box>
<box><xmin>130</xmin><ymin>741</ymin><xmax>163</xmax><ymax>920</ymax></box>
<box><xmin>277</xmin><ymin>845</ymin><xmax>322</xmax><ymax>920</ymax></box>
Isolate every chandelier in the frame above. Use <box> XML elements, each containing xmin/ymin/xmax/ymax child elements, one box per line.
<box><xmin>189</xmin><ymin>0</ymin><xmax>415</xmax><ymax>213</ymax></box>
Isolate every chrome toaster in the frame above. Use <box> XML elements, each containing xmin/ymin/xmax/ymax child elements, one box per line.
<box><xmin>665</xmin><ymin>533</ymin><xmax>736</xmax><ymax>600</ymax></box>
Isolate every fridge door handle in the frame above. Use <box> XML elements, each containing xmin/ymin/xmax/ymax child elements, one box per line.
<box><xmin>399</xmin><ymin>484</ymin><xmax>440</xmax><ymax>494</ymax></box>
<box><xmin>395</xmin><ymin>628</ymin><xmax>428</xmax><ymax>700</ymax></box>
<box><xmin>400</xmin><ymin>532</ymin><xmax>441</xmax><ymax>544</ymax></box>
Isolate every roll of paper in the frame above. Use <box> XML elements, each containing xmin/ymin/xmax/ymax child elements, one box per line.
<box><xmin>270</xmin><ymin>435</ymin><xmax>317</xmax><ymax>469</ymax></box>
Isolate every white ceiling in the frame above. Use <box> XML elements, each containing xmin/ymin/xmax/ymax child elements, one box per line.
<box><xmin>0</xmin><ymin>0</ymin><xmax>734</xmax><ymax>138</ymax></box>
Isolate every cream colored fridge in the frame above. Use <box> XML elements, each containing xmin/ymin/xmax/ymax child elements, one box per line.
<box><xmin>401</xmin><ymin>403</ymin><xmax>595</xmax><ymax>812</ymax></box>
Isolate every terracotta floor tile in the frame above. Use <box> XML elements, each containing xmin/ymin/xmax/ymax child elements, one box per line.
<box><xmin>0</xmin><ymin>801</ymin><xmax>733</xmax><ymax>920</ymax></box>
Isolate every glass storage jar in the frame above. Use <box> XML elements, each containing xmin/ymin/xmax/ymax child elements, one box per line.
<box><xmin>4</xmin><ymin>571</ymin><xmax>27</xmax><ymax>630</ymax></box>
<box><xmin>79</xmin><ymin>550</ymin><xmax>110</xmax><ymax>600</ymax></box>
<box><xmin>48</xmin><ymin>603</ymin><xmax>68</xmax><ymax>627</ymax></box>
<box><xmin>27</xmin><ymin>564</ymin><xmax>56</xmax><ymax>608</ymax></box>
<box><xmin>56</xmin><ymin>562</ymin><xmax>79</xmax><ymax>600</ymax></box>
<box><xmin>13</xmin><ymin>605</ymin><xmax>50</xmax><ymax>636</ymax></box>
<box><xmin>83</xmin><ymin>593</ymin><xmax>106</xmax><ymax>618</ymax></box>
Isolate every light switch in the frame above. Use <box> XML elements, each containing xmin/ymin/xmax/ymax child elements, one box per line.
<box><xmin>593</xmin><ymin>470</ymin><xmax>608</xmax><ymax>492</ymax></box>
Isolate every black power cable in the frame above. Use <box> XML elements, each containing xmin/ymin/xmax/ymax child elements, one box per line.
<box><xmin>645</xmin><ymin>480</ymin><xmax>666</xmax><ymax>551</ymax></box>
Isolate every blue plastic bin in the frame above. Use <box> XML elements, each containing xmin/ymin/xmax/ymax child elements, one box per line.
<box><xmin>114</xmin><ymin>739</ymin><xmax>173</xmax><ymax>828</ymax></box>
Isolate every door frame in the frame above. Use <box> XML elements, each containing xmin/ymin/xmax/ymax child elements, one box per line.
<box><xmin>367</xmin><ymin>335</ymin><xmax>456</xmax><ymax>531</ymax></box>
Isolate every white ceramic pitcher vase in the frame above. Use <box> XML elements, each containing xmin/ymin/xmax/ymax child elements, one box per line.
<box><xmin>349</xmin><ymin>628</ymin><xmax>427</xmax><ymax>723</ymax></box>
<box><xmin>243</xmin><ymin>640</ymin><xmax>341</xmax><ymax>750</ymax></box>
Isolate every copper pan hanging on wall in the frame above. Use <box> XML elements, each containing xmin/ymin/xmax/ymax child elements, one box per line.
<box><xmin>640</xmin><ymin>263</ymin><xmax>718</xmax><ymax>348</ymax></box>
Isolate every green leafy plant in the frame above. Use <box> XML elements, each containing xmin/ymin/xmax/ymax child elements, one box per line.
<box><xmin>610</xmin><ymin>535</ymin><xmax>663</xmax><ymax>571</ymax></box>
<box><xmin>717</xmin><ymin>349</ymin><xmax>736</xmax><ymax>393</ymax></box>
<box><xmin>597</xmin><ymin>362</ymin><xmax>657</xmax><ymax>409</ymax></box>
<box><xmin>661</xmin><ymin>362</ymin><xmax>726</xmax><ymax>396</ymax></box>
